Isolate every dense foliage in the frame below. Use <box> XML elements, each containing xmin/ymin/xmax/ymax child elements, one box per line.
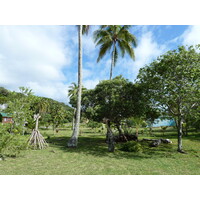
<box><xmin>82</xmin><ymin>76</ymin><xmax>156</xmax><ymax>129</ymax></box>
<box><xmin>137</xmin><ymin>45</ymin><xmax>200</xmax><ymax>152</ymax></box>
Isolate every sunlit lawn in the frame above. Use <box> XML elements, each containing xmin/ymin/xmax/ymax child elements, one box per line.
<box><xmin>0</xmin><ymin>126</ymin><xmax>200</xmax><ymax>175</ymax></box>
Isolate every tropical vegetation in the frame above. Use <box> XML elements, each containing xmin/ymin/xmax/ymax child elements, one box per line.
<box><xmin>0</xmin><ymin>25</ymin><xmax>200</xmax><ymax>175</ymax></box>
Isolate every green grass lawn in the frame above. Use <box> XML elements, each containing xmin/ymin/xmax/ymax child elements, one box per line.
<box><xmin>0</xmin><ymin>126</ymin><xmax>200</xmax><ymax>175</ymax></box>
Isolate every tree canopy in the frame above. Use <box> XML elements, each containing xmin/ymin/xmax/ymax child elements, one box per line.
<box><xmin>137</xmin><ymin>45</ymin><xmax>200</xmax><ymax>152</ymax></box>
<box><xmin>82</xmin><ymin>76</ymin><xmax>150</xmax><ymax>126</ymax></box>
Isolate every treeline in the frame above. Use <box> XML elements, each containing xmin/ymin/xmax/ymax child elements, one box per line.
<box><xmin>0</xmin><ymin>86</ymin><xmax>73</xmax><ymax>133</ymax></box>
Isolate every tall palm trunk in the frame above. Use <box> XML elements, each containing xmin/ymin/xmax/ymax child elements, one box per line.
<box><xmin>72</xmin><ymin>108</ymin><xmax>76</xmax><ymax>130</ymax></box>
<box><xmin>68</xmin><ymin>25</ymin><xmax>83</xmax><ymax>147</ymax></box>
<box><xmin>110</xmin><ymin>43</ymin><xmax>116</xmax><ymax>80</ymax></box>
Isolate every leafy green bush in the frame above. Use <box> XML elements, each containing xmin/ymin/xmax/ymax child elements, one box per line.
<box><xmin>0</xmin><ymin>124</ymin><xmax>27</xmax><ymax>159</ymax></box>
<box><xmin>119</xmin><ymin>141</ymin><xmax>143</xmax><ymax>153</ymax></box>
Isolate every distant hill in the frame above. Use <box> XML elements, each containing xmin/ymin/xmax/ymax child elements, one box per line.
<box><xmin>0</xmin><ymin>86</ymin><xmax>73</xmax><ymax>111</ymax></box>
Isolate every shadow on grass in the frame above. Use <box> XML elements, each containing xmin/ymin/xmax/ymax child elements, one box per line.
<box><xmin>185</xmin><ymin>134</ymin><xmax>200</xmax><ymax>142</ymax></box>
<box><xmin>46</xmin><ymin>135</ymin><xmax>177</xmax><ymax>160</ymax></box>
<box><xmin>151</xmin><ymin>128</ymin><xmax>200</xmax><ymax>141</ymax></box>
<box><xmin>144</xmin><ymin>131</ymin><xmax>200</xmax><ymax>142</ymax></box>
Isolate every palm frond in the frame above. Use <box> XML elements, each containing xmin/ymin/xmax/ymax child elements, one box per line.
<box><xmin>123</xmin><ymin>25</ymin><xmax>132</xmax><ymax>29</ymax></box>
<box><xmin>97</xmin><ymin>41</ymin><xmax>113</xmax><ymax>63</ymax></box>
<box><xmin>117</xmin><ymin>40</ymin><xmax>125</xmax><ymax>58</ymax></box>
<box><xmin>100</xmin><ymin>25</ymin><xmax>109</xmax><ymax>29</ymax></box>
<box><xmin>118</xmin><ymin>28</ymin><xmax>137</xmax><ymax>47</ymax></box>
<box><xmin>95</xmin><ymin>35</ymin><xmax>112</xmax><ymax>46</ymax></box>
<box><xmin>82</xmin><ymin>25</ymin><xmax>90</xmax><ymax>35</ymax></box>
<box><xmin>93</xmin><ymin>30</ymin><xmax>111</xmax><ymax>43</ymax></box>
<box><xmin>95</xmin><ymin>25</ymin><xmax>137</xmax><ymax>67</ymax></box>
<box><xmin>121</xmin><ymin>40</ymin><xmax>135</xmax><ymax>60</ymax></box>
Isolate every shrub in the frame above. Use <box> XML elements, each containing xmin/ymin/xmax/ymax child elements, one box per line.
<box><xmin>0</xmin><ymin>124</ymin><xmax>27</xmax><ymax>159</ymax></box>
<box><xmin>119</xmin><ymin>141</ymin><xmax>143</xmax><ymax>153</ymax></box>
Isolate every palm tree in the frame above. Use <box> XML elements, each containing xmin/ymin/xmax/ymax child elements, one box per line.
<box><xmin>68</xmin><ymin>82</ymin><xmax>78</xmax><ymax>99</ymax></box>
<box><xmin>93</xmin><ymin>25</ymin><xmax>137</xmax><ymax>79</ymax></box>
<box><xmin>68</xmin><ymin>82</ymin><xmax>86</xmax><ymax>130</ymax></box>
<box><xmin>67</xmin><ymin>25</ymin><xmax>89</xmax><ymax>147</ymax></box>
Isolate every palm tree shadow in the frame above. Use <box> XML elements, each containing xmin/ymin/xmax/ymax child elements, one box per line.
<box><xmin>46</xmin><ymin>135</ymin><xmax>177</xmax><ymax>160</ymax></box>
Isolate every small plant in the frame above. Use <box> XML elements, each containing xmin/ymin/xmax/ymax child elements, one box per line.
<box><xmin>119</xmin><ymin>141</ymin><xmax>143</xmax><ymax>153</ymax></box>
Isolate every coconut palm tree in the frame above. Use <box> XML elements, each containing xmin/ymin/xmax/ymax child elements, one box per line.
<box><xmin>67</xmin><ymin>25</ymin><xmax>89</xmax><ymax>147</ymax></box>
<box><xmin>68</xmin><ymin>82</ymin><xmax>87</xmax><ymax>130</ymax></box>
<box><xmin>68</xmin><ymin>82</ymin><xmax>78</xmax><ymax>98</ymax></box>
<box><xmin>93</xmin><ymin>25</ymin><xmax>137</xmax><ymax>79</ymax></box>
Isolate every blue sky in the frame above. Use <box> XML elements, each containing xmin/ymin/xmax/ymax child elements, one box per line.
<box><xmin>0</xmin><ymin>25</ymin><xmax>200</xmax><ymax>104</ymax></box>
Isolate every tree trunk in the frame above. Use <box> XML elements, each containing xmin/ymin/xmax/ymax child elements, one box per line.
<box><xmin>177</xmin><ymin>116</ymin><xmax>184</xmax><ymax>153</ymax></box>
<box><xmin>110</xmin><ymin>43</ymin><xmax>116</xmax><ymax>80</ymax></box>
<box><xmin>68</xmin><ymin>25</ymin><xmax>83</xmax><ymax>148</ymax></box>
<box><xmin>35</xmin><ymin>115</ymin><xmax>39</xmax><ymax>131</ymax></box>
<box><xmin>116</xmin><ymin>123</ymin><xmax>128</xmax><ymax>142</ymax></box>
<box><xmin>72</xmin><ymin>108</ymin><xmax>76</xmax><ymax>130</ymax></box>
<box><xmin>28</xmin><ymin>114</ymin><xmax>48</xmax><ymax>149</ymax></box>
<box><xmin>106</xmin><ymin>119</ymin><xmax>115</xmax><ymax>152</ymax></box>
<box><xmin>116</xmin><ymin>123</ymin><xmax>123</xmax><ymax>135</ymax></box>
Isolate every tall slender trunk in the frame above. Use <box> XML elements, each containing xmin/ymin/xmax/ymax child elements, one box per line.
<box><xmin>68</xmin><ymin>25</ymin><xmax>82</xmax><ymax>147</ymax></box>
<box><xmin>110</xmin><ymin>43</ymin><xmax>116</xmax><ymax>80</ymax></box>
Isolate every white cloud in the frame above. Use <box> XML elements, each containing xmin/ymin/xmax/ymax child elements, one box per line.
<box><xmin>134</xmin><ymin>32</ymin><xmax>165</xmax><ymax>68</ymax></box>
<box><xmin>83</xmin><ymin>68</ymin><xmax>93</xmax><ymax>79</ymax></box>
<box><xmin>83</xmin><ymin>79</ymin><xmax>100</xmax><ymax>89</ymax></box>
<box><xmin>116</xmin><ymin>31</ymin><xmax>166</xmax><ymax>80</ymax></box>
<box><xmin>0</xmin><ymin>26</ymin><xmax>73</xmax><ymax>103</ymax></box>
<box><xmin>82</xmin><ymin>35</ymin><xmax>96</xmax><ymax>57</ymax></box>
<box><xmin>82</xmin><ymin>26</ymin><xmax>99</xmax><ymax>58</ymax></box>
<box><xmin>181</xmin><ymin>25</ymin><xmax>200</xmax><ymax>46</ymax></box>
<box><xmin>27</xmin><ymin>81</ymin><xmax>69</xmax><ymax>103</ymax></box>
